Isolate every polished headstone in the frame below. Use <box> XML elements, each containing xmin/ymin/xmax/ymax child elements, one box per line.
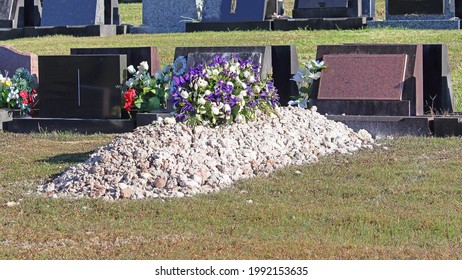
<box><xmin>318</xmin><ymin>54</ymin><xmax>407</xmax><ymax>100</ymax></box>
<box><xmin>202</xmin><ymin>0</ymin><xmax>267</xmax><ymax>22</ymax></box>
<box><xmin>0</xmin><ymin>45</ymin><xmax>38</xmax><ymax>81</ymax></box>
<box><xmin>386</xmin><ymin>0</ymin><xmax>454</xmax><ymax>20</ymax></box>
<box><xmin>362</xmin><ymin>0</ymin><xmax>375</xmax><ymax>18</ymax></box>
<box><xmin>71</xmin><ymin>47</ymin><xmax>161</xmax><ymax>75</ymax></box>
<box><xmin>293</xmin><ymin>0</ymin><xmax>361</xmax><ymax>18</ymax></box>
<box><xmin>315</xmin><ymin>44</ymin><xmax>425</xmax><ymax>116</ymax></box>
<box><xmin>41</xmin><ymin>0</ymin><xmax>105</xmax><ymax>26</ymax></box>
<box><xmin>39</xmin><ymin>55</ymin><xmax>126</xmax><ymax>119</ymax></box>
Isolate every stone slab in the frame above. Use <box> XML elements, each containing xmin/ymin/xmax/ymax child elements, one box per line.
<box><xmin>71</xmin><ymin>47</ymin><xmax>161</xmax><ymax>75</ymax></box>
<box><xmin>362</xmin><ymin>0</ymin><xmax>375</xmax><ymax>18</ymax></box>
<box><xmin>326</xmin><ymin>115</ymin><xmax>432</xmax><ymax>137</ymax></box>
<box><xmin>315</xmin><ymin>44</ymin><xmax>424</xmax><ymax>116</ymax></box>
<box><xmin>433</xmin><ymin>117</ymin><xmax>462</xmax><ymax>137</ymax></box>
<box><xmin>41</xmin><ymin>0</ymin><xmax>104</xmax><ymax>26</ymax></box>
<box><xmin>318</xmin><ymin>54</ymin><xmax>407</xmax><ymax>101</ymax></box>
<box><xmin>0</xmin><ymin>45</ymin><xmax>38</xmax><ymax>82</ymax></box>
<box><xmin>136</xmin><ymin>112</ymin><xmax>171</xmax><ymax>127</ymax></box>
<box><xmin>386</xmin><ymin>0</ymin><xmax>454</xmax><ymax>20</ymax></box>
<box><xmin>39</xmin><ymin>55</ymin><xmax>126</xmax><ymax>119</ymax></box>
<box><xmin>315</xmin><ymin>100</ymin><xmax>410</xmax><ymax>116</ymax></box>
<box><xmin>0</xmin><ymin>24</ymin><xmax>118</xmax><ymax>40</ymax></box>
<box><xmin>202</xmin><ymin>0</ymin><xmax>267</xmax><ymax>22</ymax></box>
<box><xmin>4</xmin><ymin>118</ymin><xmax>135</xmax><ymax>133</ymax></box>
<box><xmin>186</xmin><ymin>20</ymin><xmax>272</xmax><ymax>32</ymax></box>
<box><xmin>423</xmin><ymin>44</ymin><xmax>455</xmax><ymax>114</ymax></box>
<box><xmin>271</xmin><ymin>45</ymin><xmax>299</xmax><ymax>106</ymax></box>
<box><xmin>0</xmin><ymin>108</ymin><xmax>13</xmax><ymax>131</ymax></box>
<box><xmin>272</xmin><ymin>17</ymin><xmax>365</xmax><ymax>30</ymax></box>
<box><xmin>141</xmin><ymin>0</ymin><xmax>197</xmax><ymax>33</ymax></box>
<box><xmin>0</xmin><ymin>0</ymin><xmax>14</xmax><ymax>20</ymax></box>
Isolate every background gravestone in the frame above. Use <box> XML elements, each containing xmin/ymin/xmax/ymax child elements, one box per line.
<box><xmin>202</xmin><ymin>0</ymin><xmax>268</xmax><ymax>22</ymax></box>
<box><xmin>362</xmin><ymin>0</ymin><xmax>375</xmax><ymax>18</ymax></box>
<box><xmin>369</xmin><ymin>0</ymin><xmax>459</xmax><ymax>29</ymax></box>
<box><xmin>0</xmin><ymin>45</ymin><xmax>38</xmax><ymax>81</ymax></box>
<box><xmin>71</xmin><ymin>47</ymin><xmax>161</xmax><ymax>75</ymax></box>
<box><xmin>293</xmin><ymin>0</ymin><xmax>362</xmax><ymax>18</ymax></box>
<box><xmin>39</xmin><ymin>55</ymin><xmax>126</xmax><ymax>119</ymax></box>
<box><xmin>0</xmin><ymin>0</ymin><xmax>41</xmax><ymax>28</ymax></box>
<box><xmin>41</xmin><ymin>0</ymin><xmax>105</xmax><ymax>26</ymax></box>
<box><xmin>140</xmin><ymin>0</ymin><xmax>197</xmax><ymax>33</ymax></box>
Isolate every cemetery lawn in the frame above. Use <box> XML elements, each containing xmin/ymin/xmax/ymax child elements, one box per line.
<box><xmin>1</xmin><ymin>132</ymin><xmax>462</xmax><ymax>259</ymax></box>
<box><xmin>1</xmin><ymin>0</ymin><xmax>461</xmax><ymax>259</ymax></box>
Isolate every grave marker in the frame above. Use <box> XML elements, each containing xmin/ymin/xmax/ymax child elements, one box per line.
<box><xmin>41</xmin><ymin>0</ymin><xmax>105</xmax><ymax>26</ymax></box>
<box><xmin>293</xmin><ymin>0</ymin><xmax>362</xmax><ymax>18</ymax></box>
<box><xmin>139</xmin><ymin>0</ymin><xmax>197</xmax><ymax>33</ymax></box>
<box><xmin>38</xmin><ymin>55</ymin><xmax>126</xmax><ymax>119</ymax></box>
<box><xmin>202</xmin><ymin>0</ymin><xmax>268</xmax><ymax>22</ymax></box>
<box><xmin>0</xmin><ymin>45</ymin><xmax>38</xmax><ymax>81</ymax></box>
<box><xmin>0</xmin><ymin>0</ymin><xmax>41</xmax><ymax>28</ymax></box>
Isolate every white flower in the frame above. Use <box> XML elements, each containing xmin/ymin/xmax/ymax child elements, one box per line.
<box><xmin>135</xmin><ymin>71</ymin><xmax>143</xmax><ymax>79</ymax></box>
<box><xmin>254</xmin><ymin>85</ymin><xmax>261</xmax><ymax>93</ymax></box>
<box><xmin>243</xmin><ymin>71</ymin><xmax>251</xmax><ymax>78</ymax></box>
<box><xmin>204</xmin><ymin>90</ymin><xmax>212</xmax><ymax>96</ymax></box>
<box><xmin>197</xmin><ymin>78</ymin><xmax>208</xmax><ymax>88</ymax></box>
<box><xmin>308</xmin><ymin>71</ymin><xmax>322</xmax><ymax>80</ymax></box>
<box><xmin>198</xmin><ymin>97</ymin><xmax>206</xmax><ymax>105</ymax></box>
<box><xmin>224</xmin><ymin>104</ymin><xmax>231</xmax><ymax>113</ymax></box>
<box><xmin>163</xmin><ymin>117</ymin><xmax>176</xmax><ymax>125</ymax></box>
<box><xmin>235</xmin><ymin>114</ymin><xmax>244</xmax><ymax>123</ymax></box>
<box><xmin>241</xmin><ymin>82</ymin><xmax>247</xmax><ymax>89</ymax></box>
<box><xmin>180</xmin><ymin>90</ymin><xmax>189</xmax><ymax>99</ymax></box>
<box><xmin>127</xmin><ymin>65</ymin><xmax>136</xmax><ymax>74</ymax></box>
<box><xmin>138</xmin><ymin>61</ymin><xmax>149</xmax><ymax>72</ymax></box>
<box><xmin>239</xmin><ymin>90</ymin><xmax>247</xmax><ymax>97</ymax></box>
<box><xmin>154</xmin><ymin>70</ymin><xmax>163</xmax><ymax>80</ymax></box>
<box><xmin>211</xmin><ymin>105</ymin><xmax>220</xmax><ymax>115</ymax></box>
<box><xmin>212</xmin><ymin>69</ymin><xmax>220</xmax><ymax>76</ymax></box>
<box><xmin>125</xmin><ymin>78</ymin><xmax>135</xmax><ymax>87</ymax></box>
<box><xmin>311</xmin><ymin>60</ymin><xmax>325</xmax><ymax>68</ymax></box>
<box><xmin>249</xmin><ymin>76</ymin><xmax>256</xmax><ymax>83</ymax></box>
<box><xmin>226</xmin><ymin>81</ymin><xmax>234</xmax><ymax>89</ymax></box>
<box><xmin>229</xmin><ymin>65</ymin><xmax>236</xmax><ymax>73</ymax></box>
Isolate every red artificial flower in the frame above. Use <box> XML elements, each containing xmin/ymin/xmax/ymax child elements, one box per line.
<box><xmin>20</xmin><ymin>90</ymin><xmax>28</xmax><ymax>99</ymax></box>
<box><xmin>123</xmin><ymin>89</ymin><xmax>137</xmax><ymax>112</ymax></box>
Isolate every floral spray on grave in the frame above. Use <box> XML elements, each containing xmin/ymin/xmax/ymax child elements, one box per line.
<box><xmin>169</xmin><ymin>53</ymin><xmax>280</xmax><ymax>127</ymax></box>
<box><xmin>120</xmin><ymin>56</ymin><xmax>188</xmax><ymax>118</ymax></box>
<box><xmin>0</xmin><ymin>68</ymin><xmax>38</xmax><ymax>116</ymax></box>
<box><xmin>290</xmin><ymin>60</ymin><xmax>326</xmax><ymax>109</ymax></box>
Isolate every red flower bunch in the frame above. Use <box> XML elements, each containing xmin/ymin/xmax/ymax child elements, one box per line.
<box><xmin>123</xmin><ymin>89</ymin><xmax>137</xmax><ymax>112</ymax></box>
<box><xmin>20</xmin><ymin>90</ymin><xmax>29</xmax><ymax>105</ymax></box>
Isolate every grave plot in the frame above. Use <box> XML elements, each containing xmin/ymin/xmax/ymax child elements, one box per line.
<box><xmin>0</xmin><ymin>0</ymin><xmax>126</xmax><ymax>40</ymax></box>
<box><xmin>310</xmin><ymin>44</ymin><xmax>456</xmax><ymax>137</ymax></box>
<box><xmin>369</xmin><ymin>0</ymin><xmax>460</xmax><ymax>29</ymax></box>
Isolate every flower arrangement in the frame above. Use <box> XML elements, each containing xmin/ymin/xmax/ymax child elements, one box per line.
<box><xmin>121</xmin><ymin>57</ymin><xmax>188</xmax><ymax>117</ymax></box>
<box><xmin>0</xmin><ymin>68</ymin><xmax>38</xmax><ymax>115</ymax></box>
<box><xmin>170</xmin><ymin>54</ymin><xmax>279</xmax><ymax>127</ymax></box>
<box><xmin>290</xmin><ymin>60</ymin><xmax>326</xmax><ymax>108</ymax></box>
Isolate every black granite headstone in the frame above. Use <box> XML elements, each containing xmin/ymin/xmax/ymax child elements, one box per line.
<box><xmin>71</xmin><ymin>47</ymin><xmax>161</xmax><ymax>75</ymax></box>
<box><xmin>293</xmin><ymin>0</ymin><xmax>362</xmax><ymax>18</ymax></box>
<box><xmin>41</xmin><ymin>0</ymin><xmax>105</xmax><ymax>26</ymax></box>
<box><xmin>39</xmin><ymin>55</ymin><xmax>127</xmax><ymax>119</ymax></box>
<box><xmin>388</xmin><ymin>0</ymin><xmax>444</xmax><ymax>16</ymax></box>
<box><xmin>0</xmin><ymin>0</ymin><xmax>41</xmax><ymax>28</ymax></box>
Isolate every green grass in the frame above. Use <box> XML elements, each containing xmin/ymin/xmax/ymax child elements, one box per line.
<box><xmin>1</xmin><ymin>1</ymin><xmax>462</xmax><ymax>259</ymax></box>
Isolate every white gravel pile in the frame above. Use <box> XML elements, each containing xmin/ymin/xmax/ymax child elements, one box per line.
<box><xmin>37</xmin><ymin>106</ymin><xmax>374</xmax><ymax>200</ymax></box>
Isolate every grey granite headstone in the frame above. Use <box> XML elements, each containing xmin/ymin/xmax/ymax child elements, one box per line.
<box><xmin>139</xmin><ymin>0</ymin><xmax>197</xmax><ymax>33</ymax></box>
<box><xmin>41</xmin><ymin>0</ymin><xmax>105</xmax><ymax>26</ymax></box>
<box><xmin>202</xmin><ymin>0</ymin><xmax>267</xmax><ymax>22</ymax></box>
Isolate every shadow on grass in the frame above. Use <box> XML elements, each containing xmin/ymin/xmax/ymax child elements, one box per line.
<box><xmin>41</xmin><ymin>152</ymin><xmax>91</xmax><ymax>165</ymax></box>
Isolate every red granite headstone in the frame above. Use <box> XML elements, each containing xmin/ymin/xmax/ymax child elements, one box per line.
<box><xmin>318</xmin><ymin>54</ymin><xmax>407</xmax><ymax>100</ymax></box>
<box><xmin>0</xmin><ymin>45</ymin><xmax>38</xmax><ymax>82</ymax></box>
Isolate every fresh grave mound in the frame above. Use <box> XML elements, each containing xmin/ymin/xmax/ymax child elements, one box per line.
<box><xmin>38</xmin><ymin>107</ymin><xmax>374</xmax><ymax>200</ymax></box>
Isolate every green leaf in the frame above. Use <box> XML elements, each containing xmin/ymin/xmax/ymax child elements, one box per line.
<box><xmin>299</xmin><ymin>87</ymin><xmax>310</xmax><ymax>94</ymax></box>
<box><xmin>148</xmin><ymin>96</ymin><xmax>161</xmax><ymax>110</ymax></box>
